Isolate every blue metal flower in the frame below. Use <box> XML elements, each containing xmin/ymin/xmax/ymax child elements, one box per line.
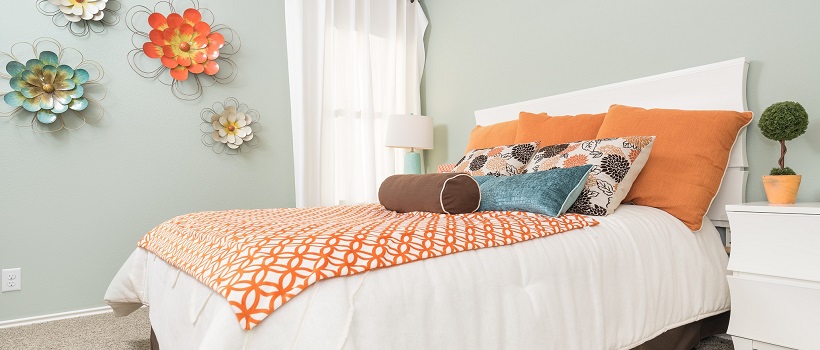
<box><xmin>4</xmin><ymin>51</ymin><xmax>89</xmax><ymax>124</ymax></box>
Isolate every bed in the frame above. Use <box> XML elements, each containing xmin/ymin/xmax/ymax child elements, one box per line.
<box><xmin>105</xmin><ymin>57</ymin><xmax>750</xmax><ymax>350</ymax></box>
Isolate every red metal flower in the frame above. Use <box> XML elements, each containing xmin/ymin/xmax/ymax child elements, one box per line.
<box><xmin>142</xmin><ymin>8</ymin><xmax>225</xmax><ymax>81</ymax></box>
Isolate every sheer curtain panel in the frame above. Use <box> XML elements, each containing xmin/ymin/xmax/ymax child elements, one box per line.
<box><xmin>285</xmin><ymin>0</ymin><xmax>428</xmax><ymax>207</ymax></box>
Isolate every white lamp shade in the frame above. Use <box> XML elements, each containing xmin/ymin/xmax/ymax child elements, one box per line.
<box><xmin>385</xmin><ymin>114</ymin><xmax>434</xmax><ymax>150</ymax></box>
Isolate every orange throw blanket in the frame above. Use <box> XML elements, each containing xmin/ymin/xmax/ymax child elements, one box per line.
<box><xmin>139</xmin><ymin>204</ymin><xmax>598</xmax><ymax>329</ymax></box>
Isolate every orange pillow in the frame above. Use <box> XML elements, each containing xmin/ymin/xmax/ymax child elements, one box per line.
<box><xmin>596</xmin><ymin>105</ymin><xmax>753</xmax><ymax>231</ymax></box>
<box><xmin>514</xmin><ymin>112</ymin><xmax>606</xmax><ymax>146</ymax></box>
<box><xmin>464</xmin><ymin>120</ymin><xmax>518</xmax><ymax>153</ymax></box>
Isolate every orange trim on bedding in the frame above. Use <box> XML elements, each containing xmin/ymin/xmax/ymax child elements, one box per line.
<box><xmin>437</xmin><ymin>163</ymin><xmax>456</xmax><ymax>173</ymax></box>
<box><xmin>138</xmin><ymin>204</ymin><xmax>597</xmax><ymax>329</ymax></box>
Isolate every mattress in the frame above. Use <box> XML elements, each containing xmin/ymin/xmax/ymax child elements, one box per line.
<box><xmin>105</xmin><ymin>204</ymin><xmax>730</xmax><ymax>350</ymax></box>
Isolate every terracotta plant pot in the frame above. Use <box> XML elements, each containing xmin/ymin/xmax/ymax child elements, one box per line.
<box><xmin>762</xmin><ymin>175</ymin><xmax>802</xmax><ymax>204</ymax></box>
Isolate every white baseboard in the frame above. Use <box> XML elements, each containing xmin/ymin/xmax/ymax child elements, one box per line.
<box><xmin>0</xmin><ymin>306</ymin><xmax>113</xmax><ymax>329</ymax></box>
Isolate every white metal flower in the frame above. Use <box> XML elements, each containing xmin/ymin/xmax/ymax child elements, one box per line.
<box><xmin>211</xmin><ymin>106</ymin><xmax>253</xmax><ymax>150</ymax></box>
<box><xmin>200</xmin><ymin>98</ymin><xmax>260</xmax><ymax>155</ymax></box>
<box><xmin>48</xmin><ymin>0</ymin><xmax>108</xmax><ymax>22</ymax></box>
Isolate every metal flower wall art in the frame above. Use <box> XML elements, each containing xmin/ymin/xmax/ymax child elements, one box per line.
<box><xmin>0</xmin><ymin>39</ymin><xmax>105</xmax><ymax>133</ymax></box>
<box><xmin>37</xmin><ymin>0</ymin><xmax>121</xmax><ymax>36</ymax></box>
<box><xmin>127</xmin><ymin>0</ymin><xmax>240</xmax><ymax>100</ymax></box>
<box><xmin>200</xmin><ymin>98</ymin><xmax>260</xmax><ymax>155</ymax></box>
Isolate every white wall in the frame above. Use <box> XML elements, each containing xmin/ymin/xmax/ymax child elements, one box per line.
<box><xmin>0</xmin><ymin>0</ymin><xmax>294</xmax><ymax>321</ymax></box>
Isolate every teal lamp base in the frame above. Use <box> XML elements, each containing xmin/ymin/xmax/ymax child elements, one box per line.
<box><xmin>404</xmin><ymin>151</ymin><xmax>422</xmax><ymax>174</ymax></box>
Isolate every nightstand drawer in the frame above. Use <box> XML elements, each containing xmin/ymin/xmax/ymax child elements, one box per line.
<box><xmin>727</xmin><ymin>212</ymin><xmax>820</xmax><ymax>282</ymax></box>
<box><xmin>727</xmin><ymin>275</ymin><xmax>820</xmax><ymax>349</ymax></box>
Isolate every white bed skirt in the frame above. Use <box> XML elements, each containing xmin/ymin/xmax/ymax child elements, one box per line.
<box><xmin>105</xmin><ymin>205</ymin><xmax>730</xmax><ymax>350</ymax></box>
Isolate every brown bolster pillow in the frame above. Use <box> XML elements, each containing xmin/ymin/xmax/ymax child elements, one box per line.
<box><xmin>379</xmin><ymin>173</ymin><xmax>481</xmax><ymax>214</ymax></box>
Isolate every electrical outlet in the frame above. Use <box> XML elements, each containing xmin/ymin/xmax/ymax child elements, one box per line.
<box><xmin>1</xmin><ymin>268</ymin><xmax>22</xmax><ymax>292</ymax></box>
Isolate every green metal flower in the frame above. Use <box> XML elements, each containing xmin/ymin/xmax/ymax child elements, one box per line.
<box><xmin>4</xmin><ymin>51</ymin><xmax>89</xmax><ymax>124</ymax></box>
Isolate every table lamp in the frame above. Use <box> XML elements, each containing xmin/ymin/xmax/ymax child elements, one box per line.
<box><xmin>385</xmin><ymin>114</ymin><xmax>433</xmax><ymax>174</ymax></box>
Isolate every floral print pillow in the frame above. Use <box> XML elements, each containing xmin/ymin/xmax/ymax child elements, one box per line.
<box><xmin>522</xmin><ymin>136</ymin><xmax>655</xmax><ymax>216</ymax></box>
<box><xmin>452</xmin><ymin>142</ymin><xmax>540</xmax><ymax>177</ymax></box>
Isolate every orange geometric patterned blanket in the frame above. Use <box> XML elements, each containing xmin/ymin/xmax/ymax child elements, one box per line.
<box><xmin>138</xmin><ymin>204</ymin><xmax>598</xmax><ymax>330</ymax></box>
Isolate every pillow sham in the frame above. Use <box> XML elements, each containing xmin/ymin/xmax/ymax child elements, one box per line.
<box><xmin>379</xmin><ymin>173</ymin><xmax>480</xmax><ymax>214</ymax></box>
<box><xmin>514</xmin><ymin>111</ymin><xmax>606</xmax><ymax>145</ymax></box>
<box><xmin>464</xmin><ymin>119</ymin><xmax>519</xmax><ymax>153</ymax></box>
<box><xmin>476</xmin><ymin>165</ymin><xmax>594</xmax><ymax>217</ymax></box>
<box><xmin>452</xmin><ymin>142</ymin><xmax>540</xmax><ymax>176</ymax></box>
<box><xmin>522</xmin><ymin>136</ymin><xmax>655</xmax><ymax>216</ymax></box>
<box><xmin>596</xmin><ymin>104</ymin><xmax>753</xmax><ymax>231</ymax></box>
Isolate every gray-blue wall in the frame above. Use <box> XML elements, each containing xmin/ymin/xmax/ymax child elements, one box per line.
<box><xmin>422</xmin><ymin>0</ymin><xmax>820</xmax><ymax>203</ymax></box>
<box><xmin>0</xmin><ymin>0</ymin><xmax>294</xmax><ymax>321</ymax></box>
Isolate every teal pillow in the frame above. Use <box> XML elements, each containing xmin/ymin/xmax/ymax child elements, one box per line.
<box><xmin>472</xmin><ymin>175</ymin><xmax>494</xmax><ymax>186</ymax></box>
<box><xmin>474</xmin><ymin>165</ymin><xmax>593</xmax><ymax>217</ymax></box>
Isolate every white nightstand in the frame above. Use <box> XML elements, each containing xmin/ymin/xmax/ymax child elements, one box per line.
<box><xmin>725</xmin><ymin>202</ymin><xmax>820</xmax><ymax>350</ymax></box>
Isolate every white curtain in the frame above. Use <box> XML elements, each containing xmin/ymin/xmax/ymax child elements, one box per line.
<box><xmin>285</xmin><ymin>0</ymin><xmax>428</xmax><ymax>207</ymax></box>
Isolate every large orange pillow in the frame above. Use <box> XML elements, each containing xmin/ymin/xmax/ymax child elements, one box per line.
<box><xmin>464</xmin><ymin>120</ymin><xmax>518</xmax><ymax>153</ymax></box>
<box><xmin>515</xmin><ymin>112</ymin><xmax>606</xmax><ymax>146</ymax></box>
<box><xmin>596</xmin><ymin>105</ymin><xmax>753</xmax><ymax>231</ymax></box>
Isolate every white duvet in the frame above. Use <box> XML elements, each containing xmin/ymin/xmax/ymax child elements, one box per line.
<box><xmin>105</xmin><ymin>205</ymin><xmax>730</xmax><ymax>350</ymax></box>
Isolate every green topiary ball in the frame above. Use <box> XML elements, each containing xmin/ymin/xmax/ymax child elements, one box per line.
<box><xmin>758</xmin><ymin>101</ymin><xmax>809</xmax><ymax>141</ymax></box>
<box><xmin>770</xmin><ymin>167</ymin><xmax>796</xmax><ymax>176</ymax></box>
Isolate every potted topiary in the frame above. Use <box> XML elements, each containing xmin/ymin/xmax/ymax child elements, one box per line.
<box><xmin>758</xmin><ymin>101</ymin><xmax>809</xmax><ymax>204</ymax></box>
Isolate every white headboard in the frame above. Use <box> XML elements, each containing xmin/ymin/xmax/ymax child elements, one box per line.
<box><xmin>474</xmin><ymin>57</ymin><xmax>750</xmax><ymax>228</ymax></box>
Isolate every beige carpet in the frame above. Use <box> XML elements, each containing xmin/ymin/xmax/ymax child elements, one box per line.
<box><xmin>0</xmin><ymin>307</ymin><xmax>732</xmax><ymax>350</ymax></box>
<box><xmin>0</xmin><ymin>308</ymin><xmax>150</xmax><ymax>350</ymax></box>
